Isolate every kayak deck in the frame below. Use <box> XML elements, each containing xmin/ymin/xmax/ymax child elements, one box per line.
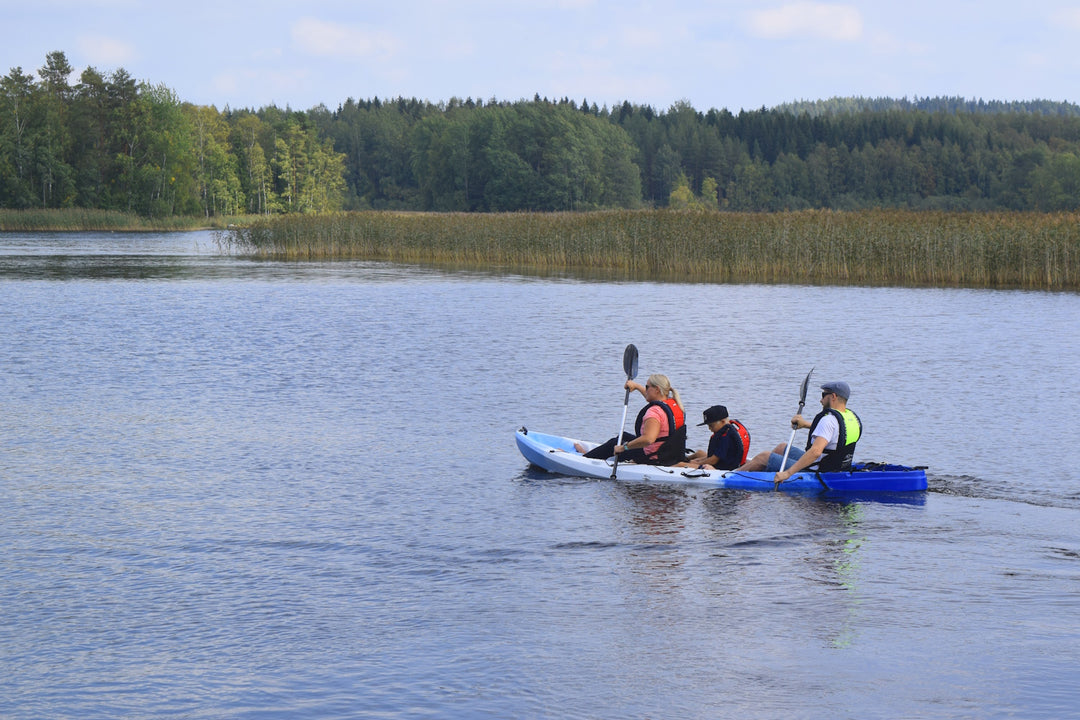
<box><xmin>516</xmin><ymin>427</ymin><xmax>927</xmax><ymax>493</ymax></box>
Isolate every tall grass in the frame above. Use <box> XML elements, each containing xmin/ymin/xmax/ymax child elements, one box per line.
<box><xmin>0</xmin><ymin>209</ymin><xmax>260</xmax><ymax>232</ymax></box>
<box><xmin>226</xmin><ymin>209</ymin><xmax>1080</xmax><ymax>290</ymax></box>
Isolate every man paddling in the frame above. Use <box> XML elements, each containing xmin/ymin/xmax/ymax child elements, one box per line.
<box><xmin>735</xmin><ymin>380</ymin><xmax>862</xmax><ymax>483</ymax></box>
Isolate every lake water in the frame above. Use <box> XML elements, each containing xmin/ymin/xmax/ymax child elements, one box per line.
<box><xmin>1</xmin><ymin>231</ymin><xmax>1078</xmax><ymax>719</ymax></box>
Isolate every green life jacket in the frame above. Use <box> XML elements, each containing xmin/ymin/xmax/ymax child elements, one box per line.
<box><xmin>806</xmin><ymin>407</ymin><xmax>862</xmax><ymax>472</ymax></box>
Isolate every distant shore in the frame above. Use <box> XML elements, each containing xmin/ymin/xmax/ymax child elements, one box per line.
<box><xmin>224</xmin><ymin>208</ymin><xmax>1080</xmax><ymax>291</ymax></box>
<box><xmin>4</xmin><ymin>208</ymin><xmax>1077</xmax><ymax>291</ymax></box>
<box><xmin>0</xmin><ymin>209</ymin><xmax>257</xmax><ymax>233</ymax></box>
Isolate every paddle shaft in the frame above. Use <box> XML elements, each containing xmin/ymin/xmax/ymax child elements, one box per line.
<box><xmin>778</xmin><ymin>367</ymin><xmax>814</xmax><ymax>476</ymax></box>
<box><xmin>778</xmin><ymin>399</ymin><xmax>805</xmax><ymax>471</ymax></box>
<box><xmin>610</xmin><ymin>344</ymin><xmax>639</xmax><ymax>479</ymax></box>
<box><xmin>615</xmin><ymin>387</ymin><xmax>632</xmax><ymax>447</ymax></box>
<box><xmin>610</xmin><ymin>385</ymin><xmax>633</xmax><ymax>479</ymax></box>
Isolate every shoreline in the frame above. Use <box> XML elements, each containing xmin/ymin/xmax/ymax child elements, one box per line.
<box><xmin>226</xmin><ymin>208</ymin><xmax>1080</xmax><ymax>292</ymax></box>
<box><xmin>0</xmin><ymin>209</ymin><xmax>258</xmax><ymax>233</ymax></box>
<box><xmin>4</xmin><ymin>208</ymin><xmax>1078</xmax><ymax>291</ymax></box>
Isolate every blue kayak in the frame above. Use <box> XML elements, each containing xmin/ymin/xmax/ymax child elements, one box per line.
<box><xmin>516</xmin><ymin>428</ymin><xmax>927</xmax><ymax>493</ymax></box>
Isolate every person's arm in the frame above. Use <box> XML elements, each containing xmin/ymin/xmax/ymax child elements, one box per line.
<box><xmin>625</xmin><ymin>380</ymin><xmax>646</xmax><ymax>398</ymax></box>
<box><xmin>616</xmin><ymin>416</ymin><xmax>661</xmax><ymax>454</ymax></box>
<box><xmin>684</xmin><ymin>453</ymin><xmax>720</xmax><ymax>468</ymax></box>
<box><xmin>694</xmin><ymin>431</ymin><xmax>726</xmax><ymax>468</ymax></box>
<box><xmin>774</xmin><ymin>434</ymin><xmax>829</xmax><ymax>483</ymax></box>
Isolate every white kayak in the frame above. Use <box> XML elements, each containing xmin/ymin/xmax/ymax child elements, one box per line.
<box><xmin>516</xmin><ymin>427</ymin><xmax>928</xmax><ymax>493</ymax></box>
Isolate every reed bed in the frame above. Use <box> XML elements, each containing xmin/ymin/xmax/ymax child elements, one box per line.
<box><xmin>229</xmin><ymin>209</ymin><xmax>1080</xmax><ymax>290</ymax></box>
<box><xmin>0</xmin><ymin>209</ymin><xmax>258</xmax><ymax>232</ymax></box>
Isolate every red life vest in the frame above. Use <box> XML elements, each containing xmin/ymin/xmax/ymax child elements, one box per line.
<box><xmin>664</xmin><ymin>398</ymin><xmax>685</xmax><ymax>430</ymax></box>
<box><xmin>728</xmin><ymin>419</ymin><xmax>751</xmax><ymax>465</ymax></box>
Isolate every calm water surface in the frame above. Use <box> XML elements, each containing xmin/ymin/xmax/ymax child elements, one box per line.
<box><xmin>1</xmin><ymin>231</ymin><xmax>1078</xmax><ymax>719</ymax></box>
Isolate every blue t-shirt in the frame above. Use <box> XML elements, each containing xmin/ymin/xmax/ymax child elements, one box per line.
<box><xmin>706</xmin><ymin>424</ymin><xmax>745</xmax><ymax>470</ymax></box>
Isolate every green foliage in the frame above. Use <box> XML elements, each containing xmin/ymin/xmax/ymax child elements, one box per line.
<box><xmin>405</xmin><ymin>101</ymin><xmax>642</xmax><ymax>211</ymax></box>
<box><xmin>774</xmin><ymin>96</ymin><xmax>1080</xmax><ymax>118</ymax></box>
<box><xmin>0</xmin><ymin>51</ymin><xmax>345</xmax><ymax>217</ymax></box>
<box><xmin>9</xmin><ymin>50</ymin><xmax>1080</xmax><ymax>216</ymax></box>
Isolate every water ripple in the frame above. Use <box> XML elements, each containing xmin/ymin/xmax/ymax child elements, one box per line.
<box><xmin>2</xmin><ymin>238</ymin><xmax>1079</xmax><ymax>718</ymax></box>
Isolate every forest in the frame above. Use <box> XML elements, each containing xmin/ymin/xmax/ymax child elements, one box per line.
<box><xmin>6</xmin><ymin>50</ymin><xmax>1080</xmax><ymax>217</ymax></box>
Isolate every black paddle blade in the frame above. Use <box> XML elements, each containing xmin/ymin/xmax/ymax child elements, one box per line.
<box><xmin>798</xmin><ymin>366</ymin><xmax>815</xmax><ymax>408</ymax></box>
<box><xmin>799</xmin><ymin>367</ymin><xmax>812</xmax><ymax>410</ymax></box>
<box><xmin>623</xmin><ymin>344</ymin><xmax>639</xmax><ymax>380</ymax></box>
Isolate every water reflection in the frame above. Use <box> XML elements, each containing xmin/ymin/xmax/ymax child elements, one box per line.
<box><xmin>0</xmin><ymin>255</ymin><xmax>196</xmax><ymax>280</ymax></box>
<box><xmin>594</xmin><ymin>476</ymin><xmax>883</xmax><ymax>650</ymax></box>
<box><xmin>829</xmin><ymin>503</ymin><xmax>865</xmax><ymax>649</ymax></box>
<box><xmin>620</xmin><ymin>484</ymin><xmax>690</xmax><ymax>539</ymax></box>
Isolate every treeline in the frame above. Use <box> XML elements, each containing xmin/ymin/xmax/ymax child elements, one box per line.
<box><xmin>0</xmin><ymin>51</ymin><xmax>345</xmax><ymax>217</ymax></box>
<box><xmin>773</xmin><ymin>96</ymin><xmax>1080</xmax><ymax>118</ymax></box>
<box><xmin>6</xmin><ymin>50</ymin><xmax>1080</xmax><ymax>216</ymax></box>
<box><xmin>313</xmin><ymin>95</ymin><xmax>642</xmax><ymax>211</ymax></box>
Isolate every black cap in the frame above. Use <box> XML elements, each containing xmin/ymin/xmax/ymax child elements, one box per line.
<box><xmin>699</xmin><ymin>405</ymin><xmax>729</xmax><ymax>425</ymax></box>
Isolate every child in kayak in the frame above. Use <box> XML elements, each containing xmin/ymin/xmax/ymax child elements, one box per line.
<box><xmin>678</xmin><ymin>405</ymin><xmax>751</xmax><ymax>470</ymax></box>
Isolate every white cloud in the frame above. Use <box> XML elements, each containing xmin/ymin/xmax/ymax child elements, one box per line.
<box><xmin>745</xmin><ymin>3</ymin><xmax>863</xmax><ymax>41</ymax></box>
<box><xmin>291</xmin><ymin>17</ymin><xmax>400</xmax><ymax>59</ymax></box>
<box><xmin>1019</xmin><ymin>51</ymin><xmax>1052</xmax><ymax>70</ymax></box>
<box><xmin>865</xmin><ymin>30</ymin><xmax>929</xmax><ymax>58</ymax></box>
<box><xmin>212</xmin><ymin>67</ymin><xmax>313</xmax><ymax>106</ymax></box>
<box><xmin>619</xmin><ymin>26</ymin><xmax>667</xmax><ymax>51</ymax></box>
<box><xmin>14</xmin><ymin>0</ymin><xmax>138</xmax><ymax>6</ymax></box>
<box><xmin>437</xmin><ymin>38</ymin><xmax>477</xmax><ymax>61</ymax></box>
<box><xmin>1052</xmin><ymin>7</ymin><xmax>1080</xmax><ymax>29</ymax></box>
<box><xmin>547</xmin><ymin>0</ymin><xmax>595</xmax><ymax>8</ymax></box>
<box><xmin>212</xmin><ymin>72</ymin><xmax>239</xmax><ymax>97</ymax></box>
<box><xmin>76</xmin><ymin>34</ymin><xmax>137</xmax><ymax>66</ymax></box>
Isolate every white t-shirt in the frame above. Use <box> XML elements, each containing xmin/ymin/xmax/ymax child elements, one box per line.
<box><xmin>810</xmin><ymin>413</ymin><xmax>840</xmax><ymax>451</ymax></box>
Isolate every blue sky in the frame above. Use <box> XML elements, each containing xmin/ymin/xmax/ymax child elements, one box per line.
<box><xmin>5</xmin><ymin>0</ymin><xmax>1080</xmax><ymax>112</ymax></box>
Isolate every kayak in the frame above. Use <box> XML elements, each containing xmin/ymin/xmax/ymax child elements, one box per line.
<box><xmin>515</xmin><ymin>427</ymin><xmax>928</xmax><ymax>493</ymax></box>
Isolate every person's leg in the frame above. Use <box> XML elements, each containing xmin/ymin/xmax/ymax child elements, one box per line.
<box><xmin>740</xmin><ymin>444</ymin><xmax>805</xmax><ymax>471</ymax></box>
<box><xmin>582</xmin><ymin>432</ymin><xmax>633</xmax><ymax>459</ymax></box>
<box><xmin>765</xmin><ymin>446</ymin><xmax>805</xmax><ymax>472</ymax></box>
<box><xmin>738</xmin><ymin>449</ymin><xmax>772</xmax><ymax>471</ymax></box>
<box><xmin>619</xmin><ymin>447</ymin><xmax>650</xmax><ymax>464</ymax></box>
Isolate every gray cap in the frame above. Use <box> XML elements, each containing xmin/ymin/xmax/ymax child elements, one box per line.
<box><xmin>821</xmin><ymin>381</ymin><xmax>850</xmax><ymax>399</ymax></box>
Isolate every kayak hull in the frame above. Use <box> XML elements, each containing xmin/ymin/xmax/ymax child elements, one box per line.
<box><xmin>515</xmin><ymin>428</ymin><xmax>927</xmax><ymax>493</ymax></box>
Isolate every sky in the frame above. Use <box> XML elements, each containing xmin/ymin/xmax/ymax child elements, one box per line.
<box><xmin>5</xmin><ymin>0</ymin><xmax>1080</xmax><ymax>113</ymax></box>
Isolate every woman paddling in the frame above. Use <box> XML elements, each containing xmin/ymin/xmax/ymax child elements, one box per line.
<box><xmin>575</xmin><ymin>374</ymin><xmax>688</xmax><ymax>465</ymax></box>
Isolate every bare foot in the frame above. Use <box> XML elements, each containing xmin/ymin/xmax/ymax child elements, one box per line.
<box><xmin>573</xmin><ymin>442</ymin><xmax>586</xmax><ymax>453</ymax></box>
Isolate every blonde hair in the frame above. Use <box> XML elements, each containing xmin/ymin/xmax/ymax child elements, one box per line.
<box><xmin>646</xmin><ymin>374</ymin><xmax>684</xmax><ymax>411</ymax></box>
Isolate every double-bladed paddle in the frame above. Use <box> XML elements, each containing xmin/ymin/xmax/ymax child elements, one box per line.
<box><xmin>777</xmin><ymin>367</ymin><xmax>814</xmax><ymax>481</ymax></box>
<box><xmin>610</xmin><ymin>344</ymin><xmax>639</xmax><ymax>479</ymax></box>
